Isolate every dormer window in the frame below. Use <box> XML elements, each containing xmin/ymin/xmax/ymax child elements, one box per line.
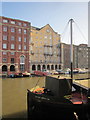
<box><xmin>11</xmin><ymin>21</ymin><xmax>15</xmax><ymax>24</ymax></box>
<box><xmin>46</xmin><ymin>29</ymin><xmax>50</xmax><ymax>33</ymax></box>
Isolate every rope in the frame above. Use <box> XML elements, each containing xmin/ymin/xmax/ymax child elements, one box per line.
<box><xmin>33</xmin><ymin>77</ymin><xmax>41</xmax><ymax>92</ymax></box>
<box><xmin>74</xmin><ymin>21</ymin><xmax>88</xmax><ymax>43</ymax></box>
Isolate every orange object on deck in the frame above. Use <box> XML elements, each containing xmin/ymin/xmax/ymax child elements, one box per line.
<box><xmin>73</xmin><ymin>101</ymin><xmax>82</xmax><ymax>104</ymax></box>
<box><xmin>33</xmin><ymin>88</ymin><xmax>44</xmax><ymax>94</ymax></box>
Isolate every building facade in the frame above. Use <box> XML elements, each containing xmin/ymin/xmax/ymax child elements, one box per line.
<box><xmin>77</xmin><ymin>44</ymin><xmax>88</xmax><ymax>68</ymax></box>
<box><xmin>61</xmin><ymin>43</ymin><xmax>88</xmax><ymax>69</ymax></box>
<box><xmin>30</xmin><ymin>24</ymin><xmax>61</xmax><ymax>72</ymax></box>
<box><xmin>0</xmin><ymin>16</ymin><xmax>31</xmax><ymax>76</ymax></box>
<box><xmin>61</xmin><ymin>43</ymin><xmax>71</xmax><ymax>69</ymax></box>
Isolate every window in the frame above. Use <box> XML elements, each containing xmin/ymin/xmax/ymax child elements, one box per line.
<box><xmin>11</xmin><ymin>52</ymin><xmax>15</xmax><ymax>55</ymax></box>
<box><xmin>18</xmin><ymin>45</ymin><xmax>21</xmax><ymax>50</ymax></box>
<box><xmin>11</xmin><ymin>44</ymin><xmax>15</xmax><ymax>49</ymax></box>
<box><xmin>44</xmin><ymin>35</ymin><xmax>47</xmax><ymax>39</ymax></box>
<box><xmin>18</xmin><ymin>22</ymin><xmax>22</xmax><ymax>26</ymax></box>
<box><xmin>46</xmin><ymin>29</ymin><xmax>50</xmax><ymax>32</ymax></box>
<box><xmin>11</xmin><ymin>58</ymin><xmax>14</xmax><ymax>63</ymax></box>
<box><xmin>49</xmin><ymin>35</ymin><xmax>52</xmax><ymax>39</ymax></box>
<box><xmin>24</xmin><ymin>45</ymin><xmax>26</xmax><ymax>50</ymax></box>
<box><xmin>24</xmin><ymin>37</ymin><xmax>26</xmax><ymax>42</ymax></box>
<box><xmin>18</xmin><ymin>37</ymin><xmax>21</xmax><ymax>42</ymax></box>
<box><xmin>3</xmin><ymin>19</ymin><xmax>8</xmax><ymax>23</ymax></box>
<box><xmin>3</xmin><ymin>26</ymin><xmax>7</xmax><ymax>32</ymax></box>
<box><xmin>18</xmin><ymin>29</ymin><xmax>21</xmax><ymax>33</ymax></box>
<box><xmin>23</xmin><ymin>23</ymin><xmax>27</xmax><ymax>27</ymax></box>
<box><xmin>3</xmin><ymin>44</ymin><xmax>7</xmax><ymax>49</ymax></box>
<box><xmin>3</xmin><ymin>35</ymin><xmax>7</xmax><ymax>40</ymax></box>
<box><xmin>20</xmin><ymin>64</ymin><xmax>25</xmax><ymax>71</ymax></box>
<box><xmin>11</xmin><ymin>36</ymin><xmax>15</xmax><ymax>40</ymax></box>
<box><xmin>3</xmin><ymin>58</ymin><xmax>7</xmax><ymax>62</ymax></box>
<box><xmin>10</xmin><ymin>65</ymin><xmax>15</xmax><ymax>71</ymax></box>
<box><xmin>24</xmin><ymin>29</ymin><xmax>27</xmax><ymax>34</ymax></box>
<box><xmin>3</xmin><ymin>52</ymin><xmax>7</xmax><ymax>55</ymax></box>
<box><xmin>20</xmin><ymin>56</ymin><xmax>25</xmax><ymax>64</ymax></box>
<box><xmin>11</xmin><ymin>28</ymin><xmax>15</xmax><ymax>32</ymax></box>
<box><xmin>11</xmin><ymin>21</ymin><xmax>15</xmax><ymax>24</ymax></box>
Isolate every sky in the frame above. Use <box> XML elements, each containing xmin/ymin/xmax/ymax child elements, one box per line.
<box><xmin>1</xmin><ymin>2</ymin><xmax>88</xmax><ymax>45</ymax></box>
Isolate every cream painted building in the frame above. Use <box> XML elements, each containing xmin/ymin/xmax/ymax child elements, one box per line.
<box><xmin>30</xmin><ymin>24</ymin><xmax>61</xmax><ymax>72</ymax></box>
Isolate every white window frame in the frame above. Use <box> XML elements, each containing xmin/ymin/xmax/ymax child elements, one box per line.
<box><xmin>24</xmin><ymin>29</ymin><xmax>27</xmax><ymax>34</ymax></box>
<box><xmin>18</xmin><ymin>28</ymin><xmax>21</xmax><ymax>33</ymax></box>
<box><xmin>11</xmin><ymin>44</ymin><xmax>15</xmax><ymax>49</ymax></box>
<box><xmin>3</xmin><ymin>26</ymin><xmax>7</xmax><ymax>32</ymax></box>
<box><xmin>3</xmin><ymin>19</ymin><xmax>8</xmax><ymax>23</ymax></box>
<box><xmin>11</xmin><ymin>28</ymin><xmax>15</xmax><ymax>32</ymax></box>
<box><xmin>3</xmin><ymin>35</ymin><xmax>7</xmax><ymax>40</ymax></box>
<box><xmin>18</xmin><ymin>37</ymin><xmax>21</xmax><ymax>42</ymax></box>
<box><xmin>24</xmin><ymin>45</ymin><xmax>26</xmax><ymax>50</ymax></box>
<box><xmin>11</xmin><ymin>36</ymin><xmax>15</xmax><ymax>40</ymax></box>
<box><xmin>11</xmin><ymin>21</ymin><xmax>15</xmax><ymax>24</ymax></box>
<box><xmin>3</xmin><ymin>58</ymin><xmax>7</xmax><ymax>62</ymax></box>
<box><xmin>24</xmin><ymin>37</ymin><xmax>26</xmax><ymax>42</ymax></box>
<box><xmin>18</xmin><ymin>45</ymin><xmax>21</xmax><ymax>50</ymax></box>
<box><xmin>3</xmin><ymin>44</ymin><xmax>7</xmax><ymax>49</ymax></box>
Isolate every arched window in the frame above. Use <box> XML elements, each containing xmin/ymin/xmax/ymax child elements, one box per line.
<box><xmin>51</xmin><ymin>65</ymin><xmax>54</xmax><ymax>70</ymax></box>
<box><xmin>32</xmin><ymin>65</ymin><xmax>36</xmax><ymax>70</ymax></box>
<box><xmin>10</xmin><ymin>65</ymin><xmax>15</xmax><ymax>71</ymax></box>
<box><xmin>20</xmin><ymin>55</ymin><xmax>25</xmax><ymax>71</ymax></box>
<box><xmin>55</xmin><ymin>65</ymin><xmax>57</xmax><ymax>70</ymax></box>
<box><xmin>47</xmin><ymin>65</ymin><xmax>50</xmax><ymax>70</ymax></box>
<box><xmin>37</xmin><ymin>65</ymin><xmax>41</xmax><ymax>71</ymax></box>
<box><xmin>42</xmin><ymin>65</ymin><xmax>46</xmax><ymax>70</ymax></box>
<box><xmin>2</xmin><ymin>65</ymin><xmax>7</xmax><ymax>71</ymax></box>
<box><xmin>20</xmin><ymin>55</ymin><xmax>25</xmax><ymax>64</ymax></box>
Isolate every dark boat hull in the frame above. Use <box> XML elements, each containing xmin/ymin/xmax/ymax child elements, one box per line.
<box><xmin>27</xmin><ymin>90</ymin><xmax>76</xmax><ymax>119</ymax></box>
<box><xmin>27</xmin><ymin>90</ymin><xmax>89</xmax><ymax>120</ymax></box>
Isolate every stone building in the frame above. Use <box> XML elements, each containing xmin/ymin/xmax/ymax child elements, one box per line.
<box><xmin>61</xmin><ymin>43</ymin><xmax>88</xmax><ymax>69</ymax></box>
<box><xmin>30</xmin><ymin>24</ymin><xmax>61</xmax><ymax>72</ymax></box>
<box><xmin>60</xmin><ymin>43</ymin><xmax>71</xmax><ymax>69</ymax></box>
<box><xmin>0</xmin><ymin>16</ymin><xmax>31</xmax><ymax>76</ymax></box>
<box><xmin>77</xmin><ymin>44</ymin><xmax>88</xmax><ymax>68</ymax></box>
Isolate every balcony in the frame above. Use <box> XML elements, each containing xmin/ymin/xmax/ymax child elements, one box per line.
<box><xmin>44</xmin><ymin>53</ymin><xmax>53</xmax><ymax>56</ymax></box>
<box><xmin>31</xmin><ymin>51</ymin><xmax>34</xmax><ymax>55</ymax></box>
<box><xmin>44</xmin><ymin>45</ymin><xmax>53</xmax><ymax>47</ymax></box>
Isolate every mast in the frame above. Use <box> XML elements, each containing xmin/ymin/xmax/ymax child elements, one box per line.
<box><xmin>70</xmin><ymin>19</ymin><xmax>73</xmax><ymax>79</ymax></box>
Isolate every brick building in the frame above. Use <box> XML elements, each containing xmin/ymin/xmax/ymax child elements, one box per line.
<box><xmin>30</xmin><ymin>24</ymin><xmax>61</xmax><ymax>72</ymax></box>
<box><xmin>0</xmin><ymin>16</ymin><xmax>31</xmax><ymax>76</ymax></box>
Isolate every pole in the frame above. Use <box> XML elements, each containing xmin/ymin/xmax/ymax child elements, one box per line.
<box><xmin>70</xmin><ymin>19</ymin><xmax>73</xmax><ymax>79</ymax></box>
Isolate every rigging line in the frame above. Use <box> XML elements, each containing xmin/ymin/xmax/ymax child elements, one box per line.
<box><xmin>61</xmin><ymin>21</ymin><xmax>69</xmax><ymax>40</ymax></box>
<box><xmin>74</xmin><ymin>21</ymin><xmax>88</xmax><ymax>43</ymax></box>
<box><xmin>33</xmin><ymin>77</ymin><xmax>41</xmax><ymax>91</ymax></box>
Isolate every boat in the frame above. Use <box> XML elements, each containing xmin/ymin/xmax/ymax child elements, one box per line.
<box><xmin>31</xmin><ymin>70</ymin><xmax>49</xmax><ymax>77</ymax></box>
<box><xmin>27</xmin><ymin>76</ymin><xmax>89</xmax><ymax>119</ymax></box>
<box><xmin>22</xmin><ymin>72</ymin><xmax>31</xmax><ymax>77</ymax></box>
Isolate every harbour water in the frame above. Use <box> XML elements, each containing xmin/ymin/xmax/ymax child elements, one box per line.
<box><xmin>1</xmin><ymin>74</ymin><xmax>90</xmax><ymax>119</ymax></box>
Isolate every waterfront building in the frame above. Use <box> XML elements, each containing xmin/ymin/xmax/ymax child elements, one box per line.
<box><xmin>61</xmin><ymin>43</ymin><xmax>88</xmax><ymax>69</ymax></box>
<box><xmin>30</xmin><ymin>24</ymin><xmax>61</xmax><ymax>72</ymax></box>
<box><xmin>77</xmin><ymin>44</ymin><xmax>88</xmax><ymax>68</ymax></box>
<box><xmin>0</xmin><ymin>16</ymin><xmax>31</xmax><ymax>76</ymax></box>
<box><xmin>60</xmin><ymin>43</ymin><xmax>71</xmax><ymax>69</ymax></box>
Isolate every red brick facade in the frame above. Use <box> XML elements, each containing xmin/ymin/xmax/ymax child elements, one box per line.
<box><xmin>0</xmin><ymin>16</ymin><xmax>31</xmax><ymax>76</ymax></box>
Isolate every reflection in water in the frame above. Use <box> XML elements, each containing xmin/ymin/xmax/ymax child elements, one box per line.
<box><xmin>2</xmin><ymin>77</ymin><xmax>45</xmax><ymax>118</ymax></box>
<box><xmin>2</xmin><ymin>74</ymin><xmax>90</xmax><ymax>118</ymax></box>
